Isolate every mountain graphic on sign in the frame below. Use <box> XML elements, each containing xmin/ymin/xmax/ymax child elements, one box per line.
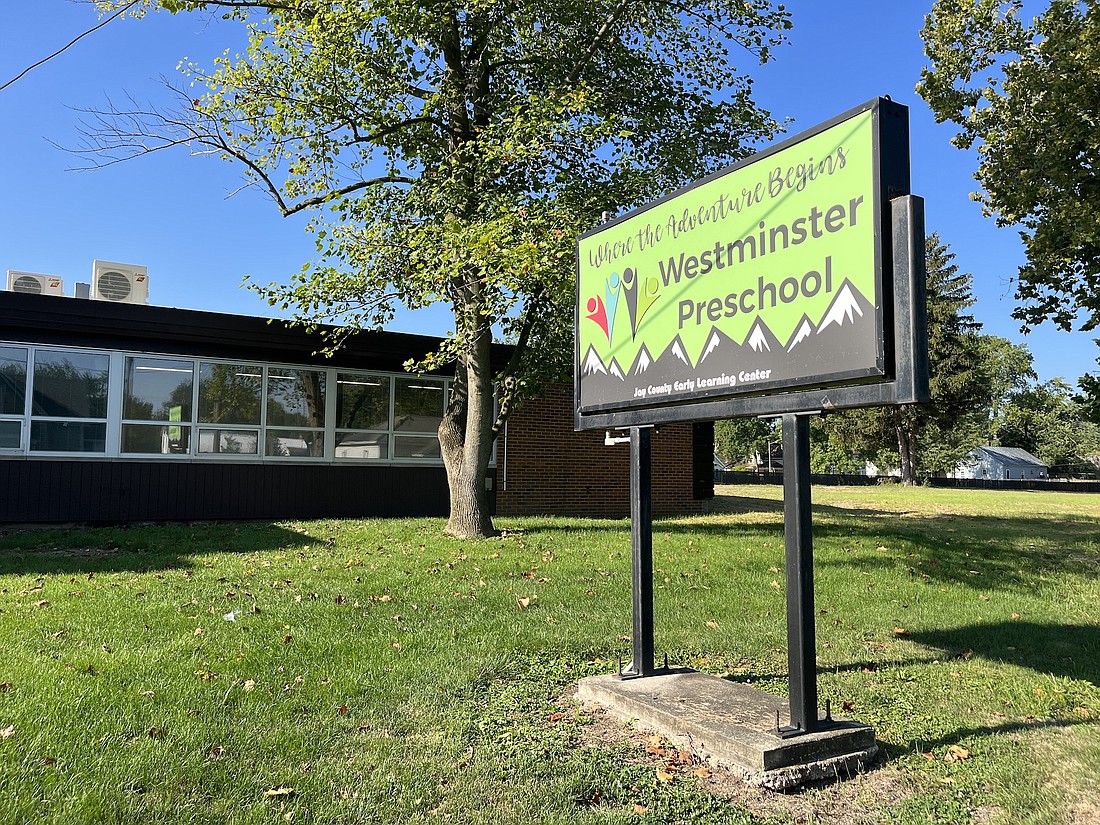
<box><xmin>783</xmin><ymin>279</ymin><xmax>879</xmax><ymax>378</ymax></box>
<box><xmin>630</xmin><ymin>344</ymin><xmax>655</xmax><ymax>376</ymax></box>
<box><xmin>819</xmin><ymin>279</ymin><xmax>868</xmax><ymax>330</ymax></box>
<box><xmin>608</xmin><ymin>357</ymin><xmax>626</xmax><ymax>381</ymax></box>
<box><xmin>746</xmin><ymin>317</ymin><xmax>783</xmax><ymax>354</ymax></box>
<box><xmin>786</xmin><ymin>313</ymin><xmax>816</xmax><ymax>352</ymax></box>
<box><xmin>581</xmin><ymin>344</ymin><xmax>607</xmax><ymax>376</ymax></box>
<box><xmin>664</xmin><ymin>334</ymin><xmax>693</xmax><ymax>368</ymax></box>
<box><xmin>698</xmin><ymin>326</ymin><xmax>742</xmax><ymax>365</ymax></box>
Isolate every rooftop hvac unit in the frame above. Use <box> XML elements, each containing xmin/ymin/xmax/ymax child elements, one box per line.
<box><xmin>92</xmin><ymin>260</ymin><xmax>149</xmax><ymax>305</ymax></box>
<box><xmin>6</xmin><ymin>270</ymin><xmax>65</xmax><ymax>296</ymax></box>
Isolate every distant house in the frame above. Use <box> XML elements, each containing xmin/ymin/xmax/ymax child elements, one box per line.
<box><xmin>952</xmin><ymin>446</ymin><xmax>1049</xmax><ymax>481</ymax></box>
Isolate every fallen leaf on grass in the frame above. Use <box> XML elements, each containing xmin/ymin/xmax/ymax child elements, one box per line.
<box><xmin>893</xmin><ymin>627</ymin><xmax>908</xmax><ymax>636</ymax></box>
<box><xmin>944</xmin><ymin>744</ymin><xmax>971</xmax><ymax>762</ymax></box>
<box><xmin>922</xmin><ymin>751</ymin><xmax>936</xmax><ymax>760</ymax></box>
<box><xmin>1</xmin><ymin>725</ymin><xmax>14</xmax><ymax>739</ymax></box>
<box><xmin>41</xmin><ymin>757</ymin><xmax>57</xmax><ymax>766</ymax></box>
<box><xmin>337</xmin><ymin>705</ymin><xmax>348</xmax><ymax>716</ymax></box>
<box><xmin>547</xmin><ymin>712</ymin><xmax>566</xmax><ymax>722</ymax></box>
<box><xmin>243</xmin><ymin>679</ymin><xmax>256</xmax><ymax>692</ymax></box>
<box><xmin>633</xmin><ymin>803</ymin><xmax>648</xmax><ymax>814</ymax></box>
<box><xmin>645</xmin><ymin>744</ymin><xmax>665</xmax><ymax>756</ymax></box>
<box><xmin>148</xmin><ymin>727</ymin><xmax>167</xmax><ymax>739</ymax></box>
<box><xmin>264</xmin><ymin>787</ymin><xmax>295</xmax><ymax>799</ymax></box>
<box><xmin>209</xmin><ymin>745</ymin><xmax>225</xmax><ymax>757</ymax></box>
<box><xmin>0</xmin><ymin>683</ymin><xmax>10</xmax><ymax>692</ymax></box>
<box><xmin>705</xmin><ymin>620</ymin><xmax>720</xmax><ymax>629</ymax></box>
<box><xmin>655</xmin><ymin>768</ymin><xmax>674</xmax><ymax>783</ymax></box>
<box><xmin>675</xmin><ymin>749</ymin><xmax>693</xmax><ymax>765</ymax></box>
<box><xmin>34</xmin><ymin>600</ymin><xmax>49</xmax><ymax>609</ymax></box>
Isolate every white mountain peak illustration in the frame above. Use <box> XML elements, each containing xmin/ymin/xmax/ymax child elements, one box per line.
<box><xmin>700</xmin><ymin>329</ymin><xmax>722</xmax><ymax>363</ymax></box>
<box><xmin>608</xmin><ymin>358</ymin><xmax>626</xmax><ymax>381</ymax></box>
<box><xmin>670</xmin><ymin>337</ymin><xmax>690</xmax><ymax>366</ymax></box>
<box><xmin>582</xmin><ymin>346</ymin><xmax>607</xmax><ymax>376</ymax></box>
<box><xmin>747</xmin><ymin>320</ymin><xmax>771</xmax><ymax>353</ymax></box>
<box><xmin>819</xmin><ymin>282</ymin><xmax>864</xmax><ymax>330</ymax></box>
<box><xmin>633</xmin><ymin>347</ymin><xmax>652</xmax><ymax>375</ymax></box>
<box><xmin>787</xmin><ymin>317</ymin><xmax>814</xmax><ymax>352</ymax></box>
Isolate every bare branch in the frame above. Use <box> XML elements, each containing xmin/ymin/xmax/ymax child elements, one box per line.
<box><xmin>1</xmin><ymin>1</ymin><xmax>139</xmax><ymax>93</ymax></box>
<box><xmin>70</xmin><ymin>84</ymin><xmax>416</xmax><ymax>215</ymax></box>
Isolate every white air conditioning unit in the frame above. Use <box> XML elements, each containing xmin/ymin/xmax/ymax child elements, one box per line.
<box><xmin>92</xmin><ymin>260</ymin><xmax>149</xmax><ymax>305</ymax></box>
<box><xmin>6</xmin><ymin>270</ymin><xmax>65</xmax><ymax>296</ymax></box>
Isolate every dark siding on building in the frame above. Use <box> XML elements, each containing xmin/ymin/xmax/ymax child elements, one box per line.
<box><xmin>0</xmin><ymin>460</ymin><xmax>451</xmax><ymax>524</ymax></box>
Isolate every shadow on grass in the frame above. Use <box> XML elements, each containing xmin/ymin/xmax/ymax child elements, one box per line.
<box><xmin>910</xmin><ymin>621</ymin><xmax>1100</xmax><ymax>686</ymax></box>
<box><xmin>530</xmin><ymin>508</ymin><xmax>1099</xmax><ymax>594</ymax></box>
<box><xmin>0</xmin><ymin>521</ymin><xmax>324</xmax><ymax>576</ymax></box>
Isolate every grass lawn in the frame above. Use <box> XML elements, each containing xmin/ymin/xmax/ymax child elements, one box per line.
<box><xmin>1</xmin><ymin>484</ymin><xmax>1097</xmax><ymax>824</ymax></box>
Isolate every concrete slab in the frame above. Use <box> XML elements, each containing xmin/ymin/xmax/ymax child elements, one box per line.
<box><xmin>577</xmin><ymin>669</ymin><xmax>878</xmax><ymax>790</ymax></box>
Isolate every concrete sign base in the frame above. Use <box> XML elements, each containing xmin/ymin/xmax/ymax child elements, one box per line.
<box><xmin>577</xmin><ymin>670</ymin><xmax>878</xmax><ymax>790</ymax></box>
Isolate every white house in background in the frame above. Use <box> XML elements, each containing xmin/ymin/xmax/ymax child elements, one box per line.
<box><xmin>951</xmin><ymin>446</ymin><xmax>1049</xmax><ymax>481</ymax></box>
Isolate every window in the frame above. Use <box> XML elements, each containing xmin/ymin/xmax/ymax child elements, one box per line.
<box><xmin>335</xmin><ymin>373</ymin><xmax>390</xmax><ymax>459</ymax></box>
<box><xmin>198</xmin><ymin>362</ymin><xmax>262</xmax><ymax>455</ymax></box>
<box><xmin>265</xmin><ymin>368</ymin><xmax>326</xmax><ymax>458</ymax></box>
<box><xmin>0</xmin><ymin>346</ymin><xmax>27</xmax><ymax>449</ymax></box>
<box><xmin>29</xmin><ymin>350</ymin><xmax>109</xmax><ymax>452</ymax></box>
<box><xmin>0</xmin><ymin>341</ymin><xmax>456</xmax><ymax>464</ymax></box>
<box><xmin>0</xmin><ymin>346</ymin><xmax>27</xmax><ymax>415</ymax></box>
<box><xmin>121</xmin><ymin>356</ymin><xmax>194</xmax><ymax>455</ymax></box>
<box><xmin>393</xmin><ymin>377</ymin><xmax>444</xmax><ymax>459</ymax></box>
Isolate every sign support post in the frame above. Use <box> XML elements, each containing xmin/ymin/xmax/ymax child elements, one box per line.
<box><xmin>780</xmin><ymin>412</ymin><xmax>818</xmax><ymax>734</ymax></box>
<box><xmin>627</xmin><ymin>426</ymin><xmax>657</xmax><ymax>677</ymax></box>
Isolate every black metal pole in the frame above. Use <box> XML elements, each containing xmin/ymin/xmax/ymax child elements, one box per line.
<box><xmin>629</xmin><ymin>426</ymin><xmax>656</xmax><ymax>676</ymax></box>
<box><xmin>782</xmin><ymin>413</ymin><xmax>818</xmax><ymax>733</ymax></box>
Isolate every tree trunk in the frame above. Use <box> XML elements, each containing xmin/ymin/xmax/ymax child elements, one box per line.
<box><xmin>897</xmin><ymin>425</ymin><xmax>916</xmax><ymax>485</ymax></box>
<box><xmin>438</xmin><ymin>321</ymin><xmax>497</xmax><ymax>539</ymax></box>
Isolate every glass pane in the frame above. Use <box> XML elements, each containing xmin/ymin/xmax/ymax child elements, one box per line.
<box><xmin>0</xmin><ymin>420</ymin><xmax>20</xmax><ymax>449</ymax></box>
<box><xmin>124</xmin><ymin>357</ymin><xmax>193</xmax><ymax>422</ymax></box>
<box><xmin>121</xmin><ymin>424</ymin><xmax>192</xmax><ymax>455</ymax></box>
<box><xmin>393</xmin><ymin>434</ymin><xmax>441</xmax><ymax>459</ymax></box>
<box><xmin>0</xmin><ymin>346</ymin><xmax>28</xmax><ymax>415</ymax></box>
<box><xmin>335</xmin><ymin>431</ymin><xmax>388</xmax><ymax>460</ymax></box>
<box><xmin>266</xmin><ymin>368</ymin><xmax>326</xmax><ymax>427</ymax></box>
<box><xmin>336</xmin><ymin>373</ymin><xmax>390</xmax><ymax>430</ymax></box>
<box><xmin>30</xmin><ymin>420</ymin><xmax>106</xmax><ymax>452</ymax></box>
<box><xmin>393</xmin><ymin>378</ymin><xmax>444</xmax><ymax>433</ymax></box>
<box><xmin>197</xmin><ymin>428</ymin><xmax>259</xmax><ymax>455</ymax></box>
<box><xmin>265</xmin><ymin>429</ymin><xmax>324</xmax><ymax>458</ymax></box>
<box><xmin>31</xmin><ymin>350</ymin><xmax>110</xmax><ymax>418</ymax></box>
<box><xmin>197</xmin><ymin>363</ymin><xmax>261</xmax><ymax>425</ymax></box>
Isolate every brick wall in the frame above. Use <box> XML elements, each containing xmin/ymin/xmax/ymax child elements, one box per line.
<box><xmin>494</xmin><ymin>384</ymin><xmax>707</xmax><ymax>518</ymax></box>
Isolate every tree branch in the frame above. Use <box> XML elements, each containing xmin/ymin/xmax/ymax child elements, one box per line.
<box><xmin>564</xmin><ymin>0</ymin><xmax>634</xmax><ymax>87</ymax></box>
<box><xmin>1</xmin><ymin>1</ymin><xmax>139</xmax><ymax>92</ymax></box>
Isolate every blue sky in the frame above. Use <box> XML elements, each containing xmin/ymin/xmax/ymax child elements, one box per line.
<box><xmin>1</xmin><ymin>0</ymin><xmax>1095</xmax><ymax>386</ymax></box>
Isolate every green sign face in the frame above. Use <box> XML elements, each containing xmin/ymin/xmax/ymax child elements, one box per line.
<box><xmin>576</xmin><ymin>99</ymin><xmax>906</xmax><ymax>417</ymax></box>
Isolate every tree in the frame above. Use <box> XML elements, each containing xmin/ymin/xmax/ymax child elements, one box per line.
<box><xmin>997</xmin><ymin>379</ymin><xmax>1100</xmax><ymax>476</ymax></box>
<box><xmin>815</xmin><ymin>234</ymin><xmax>994</xmax><ymax>482</ymax></box>
<box><xmin>1074</xmin><ymin>342</ymin><xmax>1100</xmax><ymax>426</ymax></box>
<box><xmin>85</xmin><ymin>0</ymin><xmax>792</xmax><ymax>537</ymax></box>
<box><xmin>713</xmin><ymin>417</ymin><xmax>776</xmax><ymax>470</ymax></box>
<box><xmin>977</xmin><ymin>334</ymin><xmax>1035</xmax><ymax>440</ymax></box>
<box><xmin>919</xmin><ymin>0</ymin><xmax>1100</xmax><ymax>332</ymax></box>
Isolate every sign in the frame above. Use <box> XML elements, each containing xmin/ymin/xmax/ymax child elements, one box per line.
<box><xmin>575</xmin><ymin>98</ymin><xmax>911</xmax><ymax>424</ymax></box>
